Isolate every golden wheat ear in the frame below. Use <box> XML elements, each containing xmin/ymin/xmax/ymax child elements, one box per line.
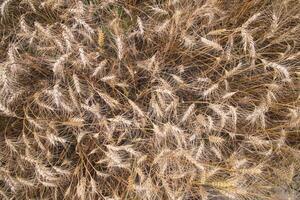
<box><xmin>0</xmin><ymin>0</ymin><xmax>300</xmax><ymax>199</ymax></box>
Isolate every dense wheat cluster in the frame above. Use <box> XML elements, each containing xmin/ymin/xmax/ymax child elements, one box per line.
<box><xmin>0</xmin><ymin>0</ymin><xmax>299</xmax><ymax>199</ymax></box>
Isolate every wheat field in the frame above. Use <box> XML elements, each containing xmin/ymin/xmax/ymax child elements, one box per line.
<box><xmin>0</xmin><ymin>0</ymin><xmax>299</xmax><ymax>199</ymax></box>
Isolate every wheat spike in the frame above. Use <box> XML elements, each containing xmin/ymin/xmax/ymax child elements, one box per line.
<box><xmin>137</xmin><ymin>17</ymin><xmax>144</xmax><ymax>35</ymax></box>
<box><xmin>97</xmin><ymin>91</ymin><xmax>120</xmax><ymax>109</ymax></box>
<box><xmin>241</xmin><ymin>28</ymin><xmax>256</xmax><ymax>58</ymax></box>
<box><xmin>262</xmin><ymin>59</ymin><xmax>291</xmax><ymax>82</ymax></box>
<box><xmin>92</xmin><ymin>59</ymin><xmax>107</xmax><ymax>77</ymax></box>
<box><xmin>0</xmin><ymin>1</ymin><xmax>299</xmax><ymax>199</ymax></box>
<box><xmin>62</xmin><ymin>117</ymin><xmax>84</xmax><ymax>127</ymax></box>
<box><xmin>181</xmin><ymin>103</ymin><xmax>195</xmax><ymax>123</ymax></box>
<box><xmin>128</xmin><ymin>99</ymin><xmax>145</xmax><ymax>117</ymax></box>
<box><xmin>116</xmin><ymin>36</ymin><xmax>124</xmax><ymax>60</ymax></box>
<box><xmin>208</xmin><ymin>135</ymin><xmax>225</xmax><ymax>145</ymax></box>
<box><xmin>16</xmin><ymin>177</ymin><xmax>35</xmax><ymax>187</ymax></box>
<box><xmin>75</xmin><ymin>17</ymin><xmax>94</xmax><ymax>34</ymax></box>
<box><xmin>77</xmin><ymin>178</ymin><xmax>87</xmax><ymax>200</ymax></box>
<box><xmin>203</xmin><ymin>83</ymin><xmax>218</xmax><ymax>97</ymax></box>
<box><xmin>72</xmin><ymin>73</ymin><xmax>81</xmax><ymax>94</ymax></box>
<box><xmin>79</xmin><ymin>47</ymin><xmax>89</xmax><ymax>67</ymax></box>
<box><xmin>46</xmin><ymin>132</ymin><xmax>67</xmax><ymax>146</ymax></box>
<box><xmin>53</xmin><ymin>54</ymin><xmax>69</xmax><ymax>76</ymax></box>
<box><xmin>242</xmin><ymin>13</ymin><xmax>261</xmax><ymax>28</ymax></box>
<box><xmin>151</xmin><ymin>6</ymin><xmax>168</xmax><ymax>15</ymax></box>
<box><xmin>98</xmin><ymin>28</ymin><xmax>105</xmax><ymax>48</ymax></box>
<box><xmin>246</xmin><ymin>103</ymin><xmax>268</xmax><ymax>128</ymax></box>
<box><xmin>0</xmin><ymin>0</ymin><xmax>12</xmax><ymax>16</ymax></box>
<box><xmin>200</xmin><ymin>37</ymin><xmax>223</xmax><ymax>51</ymax></box>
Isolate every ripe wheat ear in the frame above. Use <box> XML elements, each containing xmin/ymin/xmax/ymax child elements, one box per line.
<box><xmin>0</xmin><ymin>0</ymin><xmax>300</xmax><ymax>199</ymax></box>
